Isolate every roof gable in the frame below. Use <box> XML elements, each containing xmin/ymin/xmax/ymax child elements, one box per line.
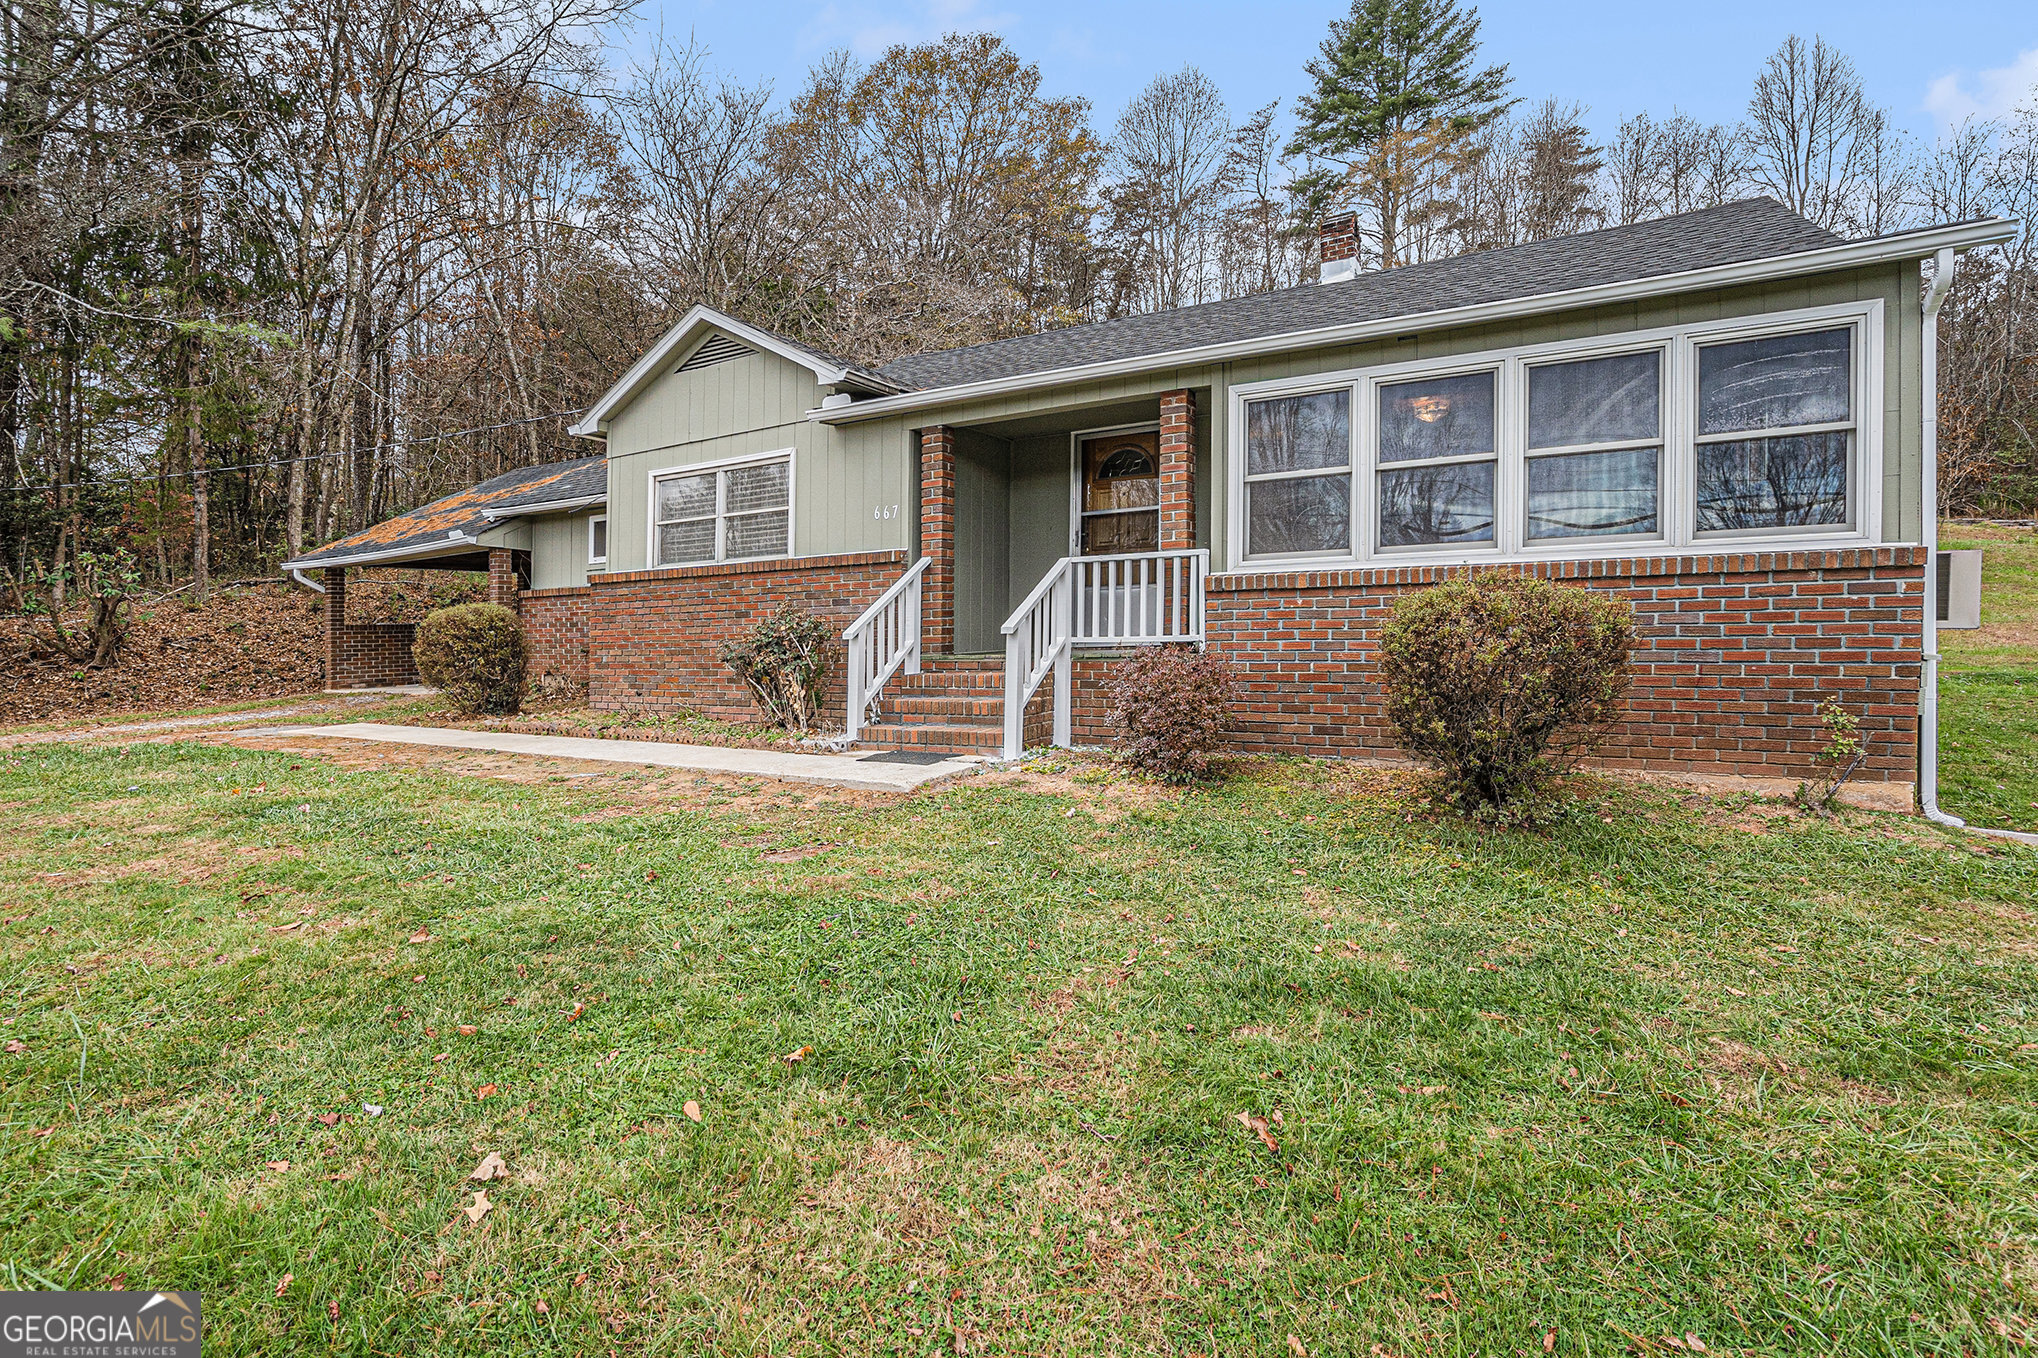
<box><xmin>568</xmin><ymin>306</ymin><xmax>901</xmax><ymax>437</ymax></box>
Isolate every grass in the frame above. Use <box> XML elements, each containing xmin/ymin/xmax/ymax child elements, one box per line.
<box><xmin>1938</xmin><ymin>522</ymin><xmax>2038</xmax><ymax>833</ymax></box>
<box><xmin>2</xmin><ymin>741</ymin><xmax>2035</xmax><ymax>1355</ymax></box>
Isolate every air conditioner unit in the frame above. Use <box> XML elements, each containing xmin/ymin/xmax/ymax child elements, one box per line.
<box><xmin>1937</xmin><ymin>549</ymin><xmax>1982</xmax><ymax>629</ymax></box>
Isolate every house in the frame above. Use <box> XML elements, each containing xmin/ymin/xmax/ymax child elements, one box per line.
<box><xmin>283</xmin><ymin>197</ymin><xmax>2017</xmax><ymax>796</ymax></box>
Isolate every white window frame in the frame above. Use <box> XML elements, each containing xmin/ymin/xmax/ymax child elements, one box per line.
<box><xmin>646</xmin><ymin>448</ymin><xmax>796</xmax><ymax>569</ymax></box>
<box><xmin>1225</xmin><ymin>298</ymin><xmax>1884</xmax><ymax>570</ymax></box>
<box><xmin>1233</xmin><ymin>396</ymin><xmax>1354</xmax><ymax>563</ymax></box>
<box><xmin>587</xmin><ymin>513</ymin><xmax>608</xmax><ymax>567</ymax></box>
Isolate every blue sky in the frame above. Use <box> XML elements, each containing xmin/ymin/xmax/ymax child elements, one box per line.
<box><xmin>624</xmin><ymin>0</ymin><xmax>2038</xmax><ymax>143</ymax></box>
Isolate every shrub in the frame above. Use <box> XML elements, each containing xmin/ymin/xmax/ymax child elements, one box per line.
<box><xmin>413</xmin><ymin>603</ymin><xmax>527</xmax><ymax>715</ymax></box>
<box><xmin>722</xmin><ymin>604</ymin><xmax>834</xmax><ymax>731</ymax></box>
<box><xmin>1795</xmin><ymin>696</ymin><xmax>1868</xmax><ymax>816</ymax></box>
<box><xmin>1379</xmin><ymin>576</ymin><xmax>1633</xmax><ymax>819</ymax></box>
<box><xmin>1107</xmin><ymin>644</ymin><xmax>1238</xmax><ymax>782</ymax></box>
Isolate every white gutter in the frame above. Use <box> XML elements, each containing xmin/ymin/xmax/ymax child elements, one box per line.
<box><xmin>809</xmin><ymin>217</ymin><xmax>2018</xmax><ymax>425</ymax></box>
<box><xmin>290</xmin><ymin>568</ymin><xmax>324</xmax><ymax>593</ymax></box>
<box><xmin>1915</xmin><ymin>246</ymin><xmax>2038</xmax><ymax>847</ymax></box>
<box><xmin>480</xmin><ymin>494</ymin><xmax>605</xmax><ymax>521</ymax></box>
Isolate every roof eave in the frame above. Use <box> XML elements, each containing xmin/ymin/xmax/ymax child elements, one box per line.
<box><xmin>811</xmin><ymin>217</ymin><xmax>2019</xmax><ymax>425</ymax></box>
<box><xmin>282</xmin><ymin>531</ymin><xmax>486</xmax><ymax>573</ymax></box>
<box><xmin>479</xmin><ymin>493</ymin><xmax>606</xmax><ymax>521</ymax></box>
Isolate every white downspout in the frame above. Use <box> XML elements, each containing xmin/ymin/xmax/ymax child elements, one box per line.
<box><xmin>1916</xmin><ymin>250</ymin><xmax>2038</xmax><ymax>846</ymax></box>
<box><xmin>1919</xmin><ymin>246</ymin><xmax>1960</xmax><ymax>828</ymax></box>
<box><xmin>290</xmin><ymin>567</ymin><xmax>326</xmax><ymax>593</ymax></box>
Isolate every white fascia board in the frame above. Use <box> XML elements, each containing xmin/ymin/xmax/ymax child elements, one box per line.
<box><xmin>569</xmin><ymin>305</ymin><xmax>900</xmax><ymax>437</ymax></box>
<box><xmin>479</xmin><ymin>494</ymin><xmax>606</xmax><ymax>521</ymax></box>
<box><xmin>809</xmin><ymin>217</ymin><xmax>2019</xmax><ymax>426</ymax></box>
<box><xmin>282</xmin><ymin>532</ymin><xmax>485</xmax><ymax>573</ymax></box>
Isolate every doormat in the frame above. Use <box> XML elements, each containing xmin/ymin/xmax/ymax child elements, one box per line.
<box><xmin>858</xmin><ymin>750</ymin><xmax>956</xmax><ymax>765</ymax></box>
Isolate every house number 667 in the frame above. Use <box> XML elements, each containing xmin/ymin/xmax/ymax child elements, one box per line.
<box><xmin>872</xmin><ymin>504</ymin><xmax>900</xmax><ymax>520</ymax></box>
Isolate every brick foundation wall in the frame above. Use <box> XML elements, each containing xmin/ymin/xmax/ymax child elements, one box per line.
<box><xmin>1058</xmin><ymin>547</ymin><xmax>1924</xmax><ymax>782</ymax></box>
<box><xmin>322</xmin><ymin>567</ymin><xmax>418</xmax><ymax>689</ymax></box>
<box><xmin>587</xmin><ymin>550</ymin><xmax>909</xmax><ymax>722</ymax></box>
<box><xmin>522</xmin><ymin>586</ymin><xmax>592</xmax><ymax>690</ymax></box>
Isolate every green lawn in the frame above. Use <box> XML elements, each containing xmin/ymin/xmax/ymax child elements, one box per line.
<box><xmin>2</xmin><ymin>742</ymin><xmax>2034</xmax><ymax>1355</ymax></box>
<box><xmin>1939</xmin><ymin>522</ymin><xmax>2038</xmax><ymax>833</ymax></box>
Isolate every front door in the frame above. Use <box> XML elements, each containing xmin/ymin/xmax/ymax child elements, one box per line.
<box><xmin>1077</xmin><ymin>428</ymin><xmax>1160</xmax><ymax>555</ymax></box>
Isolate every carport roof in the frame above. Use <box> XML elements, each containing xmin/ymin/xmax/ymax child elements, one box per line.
<box><xmin>283</xmin><ymin>456</ymin><xmax>605</xmax><ymax>572</ymax></box>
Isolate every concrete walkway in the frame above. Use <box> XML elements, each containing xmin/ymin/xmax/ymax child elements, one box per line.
<box><xmin>247</xmin><ymin>722</ymin><xmax>988</xmax><ymax>793</ymax></box>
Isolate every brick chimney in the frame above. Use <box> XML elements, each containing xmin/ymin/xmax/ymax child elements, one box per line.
<box><xmin>1319</xmin><ymin>212</ymin><xmax>1358</xmax><ymax>284</ymax></box>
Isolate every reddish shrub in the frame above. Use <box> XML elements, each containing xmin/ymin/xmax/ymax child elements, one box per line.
<box><xmin>1107</xmin><ymin>644</ymin><xmax>1238</xmax><ymax>782</ymax></box>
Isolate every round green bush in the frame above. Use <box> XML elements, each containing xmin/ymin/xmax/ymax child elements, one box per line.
<box><xmin>1380</xmin><ymin>575</ymin><xmax>1633</xmax><ymax>818</ymax></box>
<box><xmin>412</xmin><ymin>602</ymin><xmax>527</xmax><ymax>715</ymax></box>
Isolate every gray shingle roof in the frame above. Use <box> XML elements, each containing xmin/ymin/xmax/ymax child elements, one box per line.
<box><xmin>877</xmin><ymin>198</ymin><xmax>1846</xmax><ymax>392</ymax></box>
<box><xmin>285</xmin><ymin>455</ymin><xmax>606</xmax><ymax>569</ymax></box>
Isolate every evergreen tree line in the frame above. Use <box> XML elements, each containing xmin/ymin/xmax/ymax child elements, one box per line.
<box><xmin>3</xmin><ymin>0</ymin><xmax>2034</xmax><ymax>605</ymax></box>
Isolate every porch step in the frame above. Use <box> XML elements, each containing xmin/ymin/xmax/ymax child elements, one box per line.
<box><xmin>881</xmin><ymin>691</ymin><xmax>1005</xmax><ymax>722</ymax></box>
<box><xmin>853</xmin><ymin>655</ymin><xmax>1049</xmax><ymax>756</ymax></box>
<box><xmin>855</xmin><ymin>720</ymin><xmax>1006</xmax><ymax>754</ymax></box>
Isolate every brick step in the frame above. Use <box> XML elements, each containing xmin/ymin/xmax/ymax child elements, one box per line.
<box><xmin>880</xmin><ymin>691</ymin><xmax>1005</xmax><ymax>722</ymax></box>
<box><xmin>890</xmin><ymin>670</ymin><xmax>1008</xmax><ymax>695</ymax></box>
<box><xmin>856</xmin><ymin>720</ymin><xmax>1005</xmax><ymax>754</ymax></box>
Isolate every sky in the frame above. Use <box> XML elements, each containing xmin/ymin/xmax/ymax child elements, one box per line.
<box><xmin>622</xmin><ymin>0</ymin><xmax>2038</xmax><ymax>144</ymax></box>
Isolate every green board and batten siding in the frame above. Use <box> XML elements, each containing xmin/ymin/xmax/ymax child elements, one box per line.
<box><xmin>597</xmin><ymin>342</ymin><xmax>915</xmax><ymax>575</ymax></box>
<box><xmin>570</xmin><ymin>263</ymin><xmax>1923</xmax><ymax>593</ymax></box>
<box><xmin>528</xmin><ymin>508</ymin><xmax>602</xmax><ymax>589</ymax></box>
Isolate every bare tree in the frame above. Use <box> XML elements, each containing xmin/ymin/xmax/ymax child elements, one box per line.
<box><xmin>1746</xmin><ymin>34</ymin><xmax>1874</xmax><ymax>231</ymax></box>
<box><xmin>1101</xmin><ymin>67</ymin><xmax>1231</xmax><ymax>313</ymax></box>
<box><xmin>1216</xmin><ymin>100</ymin><xmax>1305</xmax><ymax>297</ymax></box>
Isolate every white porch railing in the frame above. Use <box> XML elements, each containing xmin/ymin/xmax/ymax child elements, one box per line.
<box><xmin>999</xmin><ymin>548</ymin><xmax>1208</xmax><ymax>760</ymax></box>
<box><xmin>843</xmin><ymin>555</ymin><xmax>931</xmax><ymax>740</ymax></box>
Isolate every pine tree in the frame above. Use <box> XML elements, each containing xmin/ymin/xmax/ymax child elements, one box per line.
<box><xmin>1287</xmin><ymin>0</ymin><xmax>1512</xmax><ymax>268</ymax></box>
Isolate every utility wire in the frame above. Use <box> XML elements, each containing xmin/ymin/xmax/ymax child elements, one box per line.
<box><xmin>16</xmin><ymin>409</ymin><xmax>591</xmax><ymax>492</ymax></box>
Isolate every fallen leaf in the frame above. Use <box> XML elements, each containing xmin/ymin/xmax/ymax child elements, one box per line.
<box><xmin>463</xmin><ymin>1190</ymin><xmax>492</xmax><ymax>1223</ymax></box>
<box><xmin>276</xmin><ymin>1274</ymin><xmax>294</xmax><ymax>1297</ymax></box>
<box><xmin>4</xmin><ymin>1040</ymin><xmax>24</xmax><ymax>1054</ymax></box>
<box><xmin>535</xmin><ymin>1298</ymin><xmax>550</xmax><ymax>1315</ymax></box>
<box><xmin>457</xmin><ymin>1025</ymin><xmax>477</xmax><ymax>1036</ymax></box>
<box><xmin>409</xmin><ymin>931</ymin><xmax>432</xmax><ymax>944</ymax></box>
<box><xmin>362</xmin><ymin>1104</ymin><xmax>384</xmax><ymax>1117</ymax></box>
<box><xmin>432</xmin><ymin>1053</ymin><xmax>449</xmax><ymax>1063</ymax></box>
<box><xmin>1289</xmin><ymin>1337</ymin><xmax>1307</xmax><ymax>1357</ymax></box>
<box><xmin>328</xmin><ymin>1301</ymin><xmax>339</xmax><ymax>1321</ymax></box>
<box><xmin>565</xmin><ymin>1003</ymin><xmax>585</xmax><ymax>1022</ymax></box>
<box><xmin>682</xmin><ymin>1100</ymin><xmax>702</xmax><ymax>1123</ymax></box>
<box><xmin>470</xmin><ymin>1151</ymin><xmax>508</xmax><ymax>1181</ymax></box>
<box><xmin>265</xmin><ymin>1160</ymin><xmax>290</xmax><ymax>1173</ymax></box>
<box><xmin>1543</xmin><ymin>1333</ymin><xmax>1555</xmax><ymax>1352</ymax></box>
<box><xmin>316</xmin><ymin>1112</ymin><xmax>340</xmax><ymax>1126</ymax></box>
<box><xmin>781</xmin><ymin>1045</ymin><xmax>812</xmax><ymax>1065</ymax></box>
<box><xmin>1235</xmin><ymin>1111</ymin><xmax>1278</xmax><ymax>1152</ymax></box>
<box><xmin>475</xmin><ymin>1084</ymin><xmax>498</xmax><ymax>1100</ymax></box>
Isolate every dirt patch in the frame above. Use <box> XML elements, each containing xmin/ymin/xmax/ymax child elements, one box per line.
<box><xmin>190</xmin><ymin>732</ymin><xmax>901</xmax><ymax>817</ymax></box>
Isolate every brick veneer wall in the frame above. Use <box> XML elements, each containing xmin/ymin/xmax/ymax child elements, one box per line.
<box><xmin>1159</xmin><ymin>390</ymin><xmax>1196</xmax><ymax>550</ymax></box>
<box><xmin>1060</xmin><ymin>547</ymin><xmax>1925</xmax><ymax>782</ymax></box>
<box><xmin>522</xmin><ymin>585</ymin><xmax>591</xmax><ymax>689</ymax></box>
<box><xmin>487</xmin><ymin>549</ymin><xmax>520</xmax><ymax>609</ymax></box>
<box><xmin>322</xmin><ymin>567</ymin><xmax>418</xmax><ymax>689</ymax></box>
<box><xmin>919</xmin><ymin>427</ymin><xmax>957</xmax><ymax>654</ymax></box>
<box><xmin>587</xmin><ymin>550</ymin><xmax>909</xmax><ymax>722</ymax></box>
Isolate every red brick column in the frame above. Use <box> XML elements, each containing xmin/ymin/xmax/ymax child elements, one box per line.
<box><xmin>920</xmin><ymin>426</ymin><xmax>956</xmax><ymax>654</ymax></box>
<box><xmin>487</xmin><ymin>548</ymin><xmax>518</xmax><ymax>611</ymax></box>
<box><xmin>1160</xmin><ymin>390</ymin><xmax>1196</xmax><ymax>550</ymax></box>
<box><xmin>323</xmin><ymin>567</ymin><xmax>347</xmax><ymax>682</ymax></box>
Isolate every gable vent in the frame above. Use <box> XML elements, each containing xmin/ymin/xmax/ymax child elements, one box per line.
<box><xmin>676</xmin><ymin>333</ymin><xmax>754</xmax><ymax>373</ymax></box>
